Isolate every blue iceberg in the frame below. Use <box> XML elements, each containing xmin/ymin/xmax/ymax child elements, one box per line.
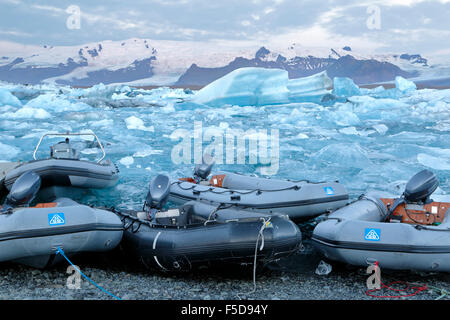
<box><xmin>192</xmin><ymin>67</ymin><xmax>332</xmax><ymax>107</ymax></box>
<box><xmin>395</xmin><ymin>76</ymin><xmax>417</xmax><ymax>93</ymax></box>
<box><xmin>332</xmin><ymin>77</ymin><xmax>361</xmax><ymax>97</ymax></box>
<box><xmin>0</xmin><ymin>88</ymin><xmax>22</xmax><ymax>107</ymax></box>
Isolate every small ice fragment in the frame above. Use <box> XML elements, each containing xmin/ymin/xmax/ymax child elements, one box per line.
<box><xmin>315</xmin><ymin>260</ymin><xmax>332</xmax><ymax>275</ymax></box>
<box><xmin>296</xmin><ymin>133</ymin><xmax>309</xmax><ymax>139</ymax></box>
<box><xmin>125</xmin><ymin>116</ymin><xmax>154</xmax><ymax>131</ymax></box>
<box><xmin>417</xmin><ymin>153</ymin><xmax>450</xmax><ymax>171</ymax></box>
<box><xmin>119</xmin><ymin>156</ymin><xmax>134</xmax><ymax>167</ymax></box>
<box><xmin>372</xmin><ymin>124</ymin><xmax>388</xmax><ymax>135</ymax></box>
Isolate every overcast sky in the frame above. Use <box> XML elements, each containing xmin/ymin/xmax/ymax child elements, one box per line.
<box><xmin>1</xmin><ymin>0</ymin><xmax>450</xmax><ymax>58</ymax></box>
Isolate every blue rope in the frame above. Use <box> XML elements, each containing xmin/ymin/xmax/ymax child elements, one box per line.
<box><xmin>56</xmin><ymin>247</ymin><xmax>121</xmax><ymax>300</ymax></box>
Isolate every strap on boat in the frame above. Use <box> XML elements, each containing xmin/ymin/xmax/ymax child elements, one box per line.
<box><xmin>237</xmin><ymin>217</ymin><xmax>273</xmax><ymax>300</ymax></box>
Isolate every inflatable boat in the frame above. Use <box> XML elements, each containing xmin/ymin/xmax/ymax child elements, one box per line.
<box><xmin>0</xmin><ymin>171</ymin><xmax>123</xmax><ymax>268</ymax></box>
<box><xmin>2</xmin><ymin>132</ymin><xmax>119</xmax><ymax>192</ymax></box>
<box><xmin>116</xmin><ymin>174</ymin><xmax>302</xmax><ymax>271</ymax></box>
<box><xmin>312</xmin><ymin>170</ymin><xmax>450</xmax><ymax>272</ymax></box>
<box><xmin>169</xmin><ymin>159</ymin><xmax>349</xmax><ymax>221</ymax></box>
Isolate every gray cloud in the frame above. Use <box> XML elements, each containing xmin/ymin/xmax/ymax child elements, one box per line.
<box><xmin>0</xmin><ymin>0</ymin><xmax>449</xmax><ymax>58</ymax></box>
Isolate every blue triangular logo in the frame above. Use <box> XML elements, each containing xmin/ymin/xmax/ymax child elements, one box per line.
<box><xmin>364</xmin><ymin>228</ymin><xmax>380</xmax><ymax>241</ymax></box>
<box><xmin>324</xmin><ymin>187</ymin><xmax>335</xmax><ymax>195</ymax></box>
<box><xmin>48</xmin><ymin>213</ymin><xmax>65</xmax><ymax>226</ymax></box>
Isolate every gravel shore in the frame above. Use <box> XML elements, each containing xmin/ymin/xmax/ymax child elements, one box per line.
<box><xmin>0</xmin><ymin>238</ymin><xmax>448</xmax><ymax>301</ymax></box>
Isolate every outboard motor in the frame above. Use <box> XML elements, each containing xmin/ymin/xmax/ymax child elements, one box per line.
<box><xmin>387</xmin><ymin>169</ymin><xmax>439</xmax><ymax>219</ymax></box>
<box><xmin>193</xmin><ymin>154</ymin><xmax>215</xmax><ymax>182</ymax></box>
<box><xmin>50</xmin><ymin>138</ymin><xmax>79</xmax><ymax>160</ymax></box>
<box><xmin>404</xmin><ymin>169</ymin><xmax>439</xmax><ymax>203</ymax></box>
<box><xmin>3</xmin><ymin>171</ymin><xmax>41</xmax><ymax>209</ymax></box>
<box><xmin>143</xmin><ymin>174</ymin><xmax>170</xmax><ymax>220</ymax></box>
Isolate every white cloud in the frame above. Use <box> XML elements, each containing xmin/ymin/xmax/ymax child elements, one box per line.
<box><xmin>251</xmin><ymin>14</ymin><xmax>260</xmax><ymax>20</ymax></box>
<box><xmin>0</xmin><ymin>30</ymin><xmax>31</xmax><ymax>37</ymax></box>
<box><xmin>264</xmin><ymin>7</ymin><xmax>275</xmax><ymax>14</ymax></box>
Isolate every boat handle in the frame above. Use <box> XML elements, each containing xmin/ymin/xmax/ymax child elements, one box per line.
<box><xmin>33</xmin><ymin>132</ymin><xmax>106</xmax><ymax>163</ymax></box>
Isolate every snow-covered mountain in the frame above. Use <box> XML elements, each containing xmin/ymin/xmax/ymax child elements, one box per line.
<box><xmin>0</xmin><ymin>38</ymin><xmax>440</xmax><ymax>87</ymax></box>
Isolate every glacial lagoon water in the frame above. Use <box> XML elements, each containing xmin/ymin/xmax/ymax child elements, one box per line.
<box><xmin>1</xmin><ymin>80</ymin><xmax>450</xmax><ymax>211</ymax></box>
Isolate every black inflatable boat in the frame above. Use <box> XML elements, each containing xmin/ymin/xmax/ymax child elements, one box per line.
<box><xmin>115</xmin><ymin>175</ymin><xmax>302</xmax><ymax>271</ymax></box>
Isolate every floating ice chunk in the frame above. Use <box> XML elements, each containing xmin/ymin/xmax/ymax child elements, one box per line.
<box><xmin>26</xmin><ymin>94</ymin><xmax>91</xmax><ymax>112</ymax></box>
<box><xmin>372</xmin><ymin>124</ymin><xmax>388</xmax><ymax>135</ymax></box>
<box><xmin>332</xmin><ymin>77</ymin><xmax>361</xmax><ymax>97</ymax></box>
<box><xmin>360</xmin><ymin>86</ymin><xmax>385</xmax><ymax>95</ymax></box>
<box><xmin>192</xmin><ymin>68</ymin><xmax>332</xmax><ymax>107</ymax></box>
<box><xmin>327</xmin><ymin>108</ymin><xmax>360</xmax><ymax>126</ymax></box>
<box><xmin>339</xmin><ymin>127</ymin><xmax>360</xmax><ymax>135</ymax></box>
<box><xmin>125</xmin><ymin>116</ymin><xmax>154</xmax><ymax>132</ymax></box>
<box><xmin>119</xmin><ymin>156</ymin><xmax>134</xmax><ymax>167</ymax></box>
<box><xmin>133</xmin><ymin>148</ymin><xmax>163</xmax><ymax>157</ymax></box>
<box><xmin>193</xmin><ymin>67</ymin><xmax>290</xmax><ymax>107</ymax></box>
<box><xmin>296</xmin><ymin>133</ymin><xmax>309</xmax><ymax>139</ymax></box>
<box><xmin>287</xmin><ymin>71</ymin><xmax>333</xmax><ymax>103</ymax></box>
<box><xmin>0</xmin><ymin>142</ymin><xmax>20</xmax><ymax>160</ymax></box>
<box><xmin>417</xmin><ymin>153</ymin><xmax>450</xmax><ymax>171</ymax></box>
<box><xmin>395</xmin><ymin>76</ymin><xmax>416</xmax><ymax>93</ymax></box>
<box><xmin>314</xmin><ymin>143</ymin><xmax>371</xmax><ymax>168</ymax></box>
<box><xmin>89</xmin><ymin>119</ymin><xmax>114</xmax><ymax>128</ymax></box>
<box><xmin>1</xmin><ymin>106</ymin><xmax>52</xmax><ymax>119</ymax></box>
<box><xmin>80</xmin><ymin>148</ymin><xmax>100</xmax><ymax>155</ymax></box>
<box><xmin>0</xmin><ymin>88</ymin><xmax>22</xmax><ymax>107</ymax></box>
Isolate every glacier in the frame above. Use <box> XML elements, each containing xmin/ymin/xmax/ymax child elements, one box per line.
<box><xmin>0</xmin><ymin>70</ymin><xmax>450</xmax><ymax>208</ymax></box>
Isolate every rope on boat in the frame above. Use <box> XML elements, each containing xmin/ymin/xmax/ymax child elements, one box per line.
<box><xmin>56</xmin><ymin>247</ymin><xmax>121</xmax><ymax>300</ymax></box>
<box><xmin>172</xmin><ymin>180</ymin><xmax>301</xmax><ymax>195</ymax></box>
<box><xmin>237</xmin><ymin>217</ymin><xmax>273</xmax><ymax>300</ymax></box>
<box><xmin>204</xmin><ymin>203</ymin><xmax>224</xmax><ymax>225</ymax></box>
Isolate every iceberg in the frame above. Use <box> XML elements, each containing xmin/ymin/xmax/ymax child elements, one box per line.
<box><xmin>192</xmin><ymin>68</ymin><xmax>332</xmax><ymax>107</ymax></box>
<box><xmin>395</xmin><ymin>76</ymin><xmax>417</xmax><ymax>93</ymax></box>
<box><xmin>0</xmin><ymin>88</ymin><xmax>22</xmax><ymax>107</ymax></box>
<box><xmin>287</xmin><ymin>71</ymin><xmax>333</xmax><ymax>103</ymax></box>
<box><xmin>192</xmin><ymin>68</ymin><xmax>290</xmax><ymax>107</ymax></box>
<box><xmin>332</xmin><ymin>77</ymin><xmax>361</xmax><ymax>97</ymax></box>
